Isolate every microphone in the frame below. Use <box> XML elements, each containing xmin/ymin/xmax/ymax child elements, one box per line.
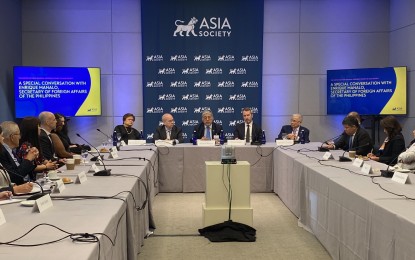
<box><xmin>338</xmin><ymin>143</ymin><xmax>370</xmax><ymax>162</ymax></box>
<box><xmin>76</xmin><ymin>133</ymin><xmax>111</xmax><ymax>176</ymax></box>
<box><xmin>380</xmin><ymin>153</ymin><xmax>401</xmax><ymax>178</ymax></box>
<box><xmin>97</xmin><ymin>128</ymin><xmax>112</xmax><ymax>140</ymax></box>
<box><xmin>318</xmin><ymin>133</ymin><xmax>344</xmax><ymax>152</ymax></box>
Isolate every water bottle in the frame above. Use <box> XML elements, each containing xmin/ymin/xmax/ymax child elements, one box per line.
<box><xmin>192</xmin><ymin>130</ymin><xmax>197</xmax><ymax>145</ymax></box>
<box><xmin>112</xmin><ymin>131</ymin><xmax>117</xmax><ymax>147</ymax></box>
<box><xmin>219</xmin><ymin>130</ymin><xmax>225</xmax><ymax>145</ymax></box>
<box><xmin>261</xmin><ymin>130</ymin><xmax>266</xmax><ymax>144</ymax></box>
<box><xmin>300</xmin><ymin>129</ymin><xmax>305</xmax><ymax>144</ymax></box>
<box><xmin>139</xmin><ymin>130</ymin><xmax>144</xmax><ymax>140</ymax></box>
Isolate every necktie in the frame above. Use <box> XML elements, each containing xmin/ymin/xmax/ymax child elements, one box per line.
<box><xmin>349</xmin><ymin>136</ymin><xmax>354</xmax><ymax>149</ymax></box>
<box><xmin>206</xmin><ymin>126</ymin><xmax>211</xmax><ymax>140</ymax></box>
<box><xmin>246</xmin><ymin>125</ymin><xmax>250</xmax><ymax>143</ymax></box>
<box><xmin>167</xmin><ymin>130</ymin><xmax>171</xmax><ymax>140</ymax></box>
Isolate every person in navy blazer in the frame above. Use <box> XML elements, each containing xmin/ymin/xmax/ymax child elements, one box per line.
<box><xmin>193</xmin><ymin>110</ymin><xmax>223</xmax><ymax>140</ymax></box>
<box><xmin>153</xmin><ymin>113</ymin><xmax>184</xmax><ymax>143</ymax></box>
<box><xmin>277</xmin><ymin>114</ymin><xmax>310</xmax><ymax>143</ymax></box>
<box><xmin>39</xmin><ymin>111</ymin><xmax>58</xmax><ymax>161</ymax></box>
<box><xmin>233</xmin><ymin>108</ymin><xmax>262</xmax><ymax>142</ymax></box>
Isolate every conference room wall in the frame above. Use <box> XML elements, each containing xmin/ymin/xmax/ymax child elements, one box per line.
<box><xmin>0</xmin><ymin>0</ymin><xmax>21</xmax><ymax>122</ymax></box>
<box><xmin>11</xmin><ymin>0</ymin><xmax>411</xmax><ymax>146</ymax></box>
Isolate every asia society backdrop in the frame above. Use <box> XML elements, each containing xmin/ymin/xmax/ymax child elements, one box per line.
<box><xmin>141</xmin><ymin>0</ymin><xmax>264</xmax><ymax>141</ymax></box>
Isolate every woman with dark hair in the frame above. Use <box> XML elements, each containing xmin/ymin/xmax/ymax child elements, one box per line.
<box><xmin>367</xmin><ymin>116</ymin><xmax>406</xmax><ymax>165</ymax></box>
<box><xmin>19</xmin><ymin>117</ymin><xmax>57</xmax><ymax>172</ymax></box>
<box><xmin>113</xmin><ymin>113</ymin><xmax>141</xmax><ymax>144</ymax></box>
<box><xmin>51</xmin><ymin>113</ymin><xmax>74</xmax><ymax>158</ymax></box>
<box><xmin>54</xmin><ymin>113</ymin><xmax>90</xmax><ymax>154</ymax></box>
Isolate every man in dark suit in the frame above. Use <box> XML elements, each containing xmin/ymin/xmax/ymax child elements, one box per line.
<box><xmin>39</xmin><ymin>111</ymin><xmax>58</xmax><ymax>161</ymax></box>
<box><xmin>324</xmin><ymin>116</ymin><xmax>373</xmax><ymax>156</ymax></box>
<box><xmin>193</xmin><ymin>110</ymin><xmax>223</xmax><ymax>140</ymax></box>
<box><xmin>153</xmin><ymin>113</ymin><xmax>184</xmax><ymax>143</ymax></box>
<box><xmin>234</xmin><ymin>107</ymin><xmax>262</xmax><ymax>143</ymax></box>
<box><xmin>0</xmin><ymin>121</ymin><xmax>38</xmax><ymax>184</ymax></box>
<box><xmin>277</xmin><ymin>114</ymin><xmax>310</xmax><ymax>142</ymax></box>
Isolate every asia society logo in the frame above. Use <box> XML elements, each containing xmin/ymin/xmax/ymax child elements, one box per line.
<box><xmin>241</xmin><ymin>55</ymin><xmax>259</xmax><ymax>62</ymax></box>
<box><xmin>182</xmin><ymin>94</ymin><xmax>199</xmax><ymax>100</ymax></box>
<box><xmin>182</xmin><ymin>120</ymin><xmax>199</xmax><ymax>126</ymax></box>
<box><xmin>173</xmin><ymin>17</ymin><xmax>231</xmax><ymax>37</ymax></box>
<box><xmin>182</xmin><ymin>133</ymin><xmax>188</xmax><ymax>139</ymax></box>
<box><xmin>170</xmin><ymin>81</ymin><xmax>187</xmax><ymax>87</ymax></box>
<box><xmin>158</xmin><ymin>121</ymin><xmax>164</xmax><ymax>126</ymax></box>
<box><xmin>170</xmin><ymin>55</ymin><xmax>187</xmax><ymax>61</ymax></box>
<box><xmin>182</xmin><ymin>68</ymin><xmax>199</xmax><ymax>74</ymax></box>
<box><xmin>229</xmin><ymin>68</ymin><xmax>246</xmax><ymax>74</ymax></box>
<box><xmin>218</xmin><ymin>81</ymin><xmax>234</xmax><ymax>88</ymax></box>
<box><xmin>206</xmin><ymin>94</ymin><xmax>222</xmax><ymax>101</ymax></box>
<box><xmin>158</xmin><ymin>94</ymin><xmax>175</xmax><ymax>101</ymax></box>
<box><xmin>218</xmin><ymin>55</ymin><xmax>235</xmax><ymax>61</ymax></box>
<box><xmin>194</xmin><ymin>55</ymin><xmax>211</xmax><ymax>61</ymax></box>
<box><xmin>229</xmin><ymin>120</ymin><xmax>244</xmax><ymax>126</ymax></box>
<box><xmin>246</xmin><ymin>107</ymin><xmax>259</xmax><ymax>113</ymax></box>
<box><xmin>194</xmin><ymin>107</ymin><xmax>211</xmax><ymax>113</ymax></box>
<box><xmin>146</xmin><ymin>81</ymin><xmax>163</xmax><ymax>87</ymax></box>
<box><xmin>170</xmin><ymin>107</ymin><xmax>188</xmax><ymax>113</ymax></box>
<box><xmin>229</xmin><ymin>94</ymin><xmax>246</xmax><ymax>100</ymax></box>
<box><xmin>194</xmin><ymin>81</ymin><xmax>211</xmax><ymax>87</ymax></box>
<box><xmin>206</xmin><ymin>68</ymin><xmax>222</xmax><ymax>74</ymax></box>
<box><xmin>225</xmin><ymin>133</ymin><xmax>234</xmax><ymax>138</ymax></box>
<box><xmin>214</xmin><ymin>120</ymin><xmax>222</xmax><ymax>125</ymax></box>
<box><xmin>147</xmin><ymin>133</ymin><xmax>154</xmax><ymax>139</ymax></box>
<box><xmin>158</xmin><ymin>68</ymin><xmax>175</xmax><ymax>74</ymax></box>
<box><xmin>241</xmin><ymin>81</ymin><xmax>258</xmax><ymax>88</ymax></box>
<box><xmin>146</xmin><ymin>107</ymin><xmax>164</xmax><ymax>113</ymax></box>
<box><xmin>146</xmin><ymin>55</ymin><xmax>163</xmax><ymax>61</ymax></box>
<box><xmin>217</xmin><ymin>107</ymin><xmax>234</xmax><ymax>113</ymax></box>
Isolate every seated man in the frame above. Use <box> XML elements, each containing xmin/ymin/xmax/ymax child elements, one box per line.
<box><xmin>193</xmin><ymin>110</ymin><xmax>223</xmax><ymax>140</ymax></box>
<box><xmin>39</xmin><ymin>111</ymin><xmax>58</xmax><ymax>161</ymax></box>
<box><xmin>277</xmin><ymin>114</ymin><xmax>310</xmax><ymax>142</ymax></box>
<box><xmin>153</xmin><ymin>113</ymin><xmax>184</xmax><ymax>144</ymax></box>
<box><xmin>113</xmin><ymin>113</ymin><xmax>141</xmax><ymax>144</ymax></box>
<box><xmin>324</xmin><ymin>116</ymin><xmax>373</xmax><ymax>156</ymax></box>
<box><xmin>234</xmin><ymin>107</ymin><xmax>262</xmax><ymax>143</ymax></box>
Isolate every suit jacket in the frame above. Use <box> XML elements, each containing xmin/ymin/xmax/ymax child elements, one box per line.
<box><xmin>153</xmin><ymin>125</ymin><xmax>184</xmax><ymax>143</ymax></box>
<box><xmin>40</xmin><ymin>129</ymin><xmax>56</xmax><ymax>161</ymax></box>
<box><xmin>114</xmin><ymin>125</ymin><xmax>141</xmax><ymax>144</ymax></box>
<box><xmin>277</xmin><ymin>125</ymin><xmax>310</xmax><ymax>143</ymax></box>
<box><xmin>193</xmin><ymin>123</ymin><xmax>223</xmax><ymax>140</ymax></box>
<box><xmin>378</xmin><ymin>134</ymin><xmax>406</xmax><ymax>165</ymax></box>
<box><xmin>233</xmin><ymin>122</ymin><xmax>262</xmax><ymax>142</ymax></box>
<box><xmin>0</xmin><ymin>147</ymin><xmax>36</xmax><ymax>185</ymax></box>
<box><xmin>334</xmin><ymin>127</ymin><xmax>373</xmax><ymax>155</ymax></box>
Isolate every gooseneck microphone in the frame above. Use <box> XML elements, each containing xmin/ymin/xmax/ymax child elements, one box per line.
<box><xmin>97</xmin><ymin>128</ymin><xmax>112</xmax><ymax>139</ymax></box>
<box><xmin>380</xmin><ymin>153</ymin><xmax>402</xmax><ymax>178</ymax></box>
<box><xmin>76</xmin><ymin>133</ymin><xmax>111</xmax><ymax>176</ymax></box>
<box><xmin>318</xmin><ymin>133</ymin><xmax>344</xmax><ymax>152</ymax></box>
<box><xmin>338</xmin><ymin>143</ymin><xmax>370</xmax><ymax>162</ymax></box>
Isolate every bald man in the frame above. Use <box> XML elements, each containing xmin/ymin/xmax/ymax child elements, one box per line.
<box><xmin>153</xmin><ymin>113</ymin><xmax>184</xmax><ymax>143</ymax></box>
<box><xmin>39</xmin><ymin>111</ymin><xmax>58</xmax><ymax>161</ymax></box>
<box><xmin>277</xmin><ymin>114</ymin><xmax>310</xmax><ymax>142</ymax></box>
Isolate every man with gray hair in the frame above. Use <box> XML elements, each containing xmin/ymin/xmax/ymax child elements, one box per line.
<box><xmin>39</xmin><ymin>111</ymin><xmax>58</xmax><ymax>161</ymax></box>
<box><xmin>193</xmin><ymin>110</ymin><xmax>223</xmax><ymax>140</ymax></box>
<box><xmin>277</xmin><ymin>113</ymin><xmax>310</xmax><ymax>142</ymax></box>
<box><xmin>153</xmin><ymin>113</ymin><xmax>184</xmax><ymax>143</ymax></box>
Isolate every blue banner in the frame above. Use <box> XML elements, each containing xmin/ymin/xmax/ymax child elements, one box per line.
<box><xmin>141</xmin><ymin>0</ymin><xmax>263</xmax><ymax>142</ymax></box>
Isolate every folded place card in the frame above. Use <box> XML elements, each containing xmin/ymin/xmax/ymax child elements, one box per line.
<box><xmin>322</xmin><ymin>152</ymin><xmax>334</xmax><ymax>160</ymax></box>
<box><xmin>0</xmin><ymin>209</ymin><xmax>5</xmax><ymax>226</ymax></box>
<box><xmin>128</xmin><ymin>140</ymin><xmax>146</xmax><ymax>145</ymax></box>
<box><xmin>361</xmin><ymin>163</ymin><xmax>373</xmax><ymax>175</ymax></box>
<box><xmin>76</xmin><ymin>171</ymin><xmax>87</xmax><ymax>184</ymax></box>
<box><xmin>53</xmin><ymin>179</ymin><xmax>66</xmax><ymax>193</ymax></box>
<box><xmin>392</xmin><ymin>171</ymin><xmax>411</xmax><ymax>184</ymax></box>
<box><xmin>33</xmin><ymin>194</ymin><xmax>53</xmax><ymax>213</ymax></box>
<box><xmin>91</xmin><ymin>163</ymin><xmax>100</xmax><ymax>173</ymax></box>
<box><xmin>275</xmin><ymin>139</ymin><xmax>294</xmax><ymax>146</ymax></box>
<box><xmin>155</xmin><ymin>140</ymin><xmax>174</xmax><ymax>146</ymax></box>
<box><xmin>197</xmin><ymin>140</ymin><xmax>216</xmax><ymax>146</ymax></box>
<box><xmin>108</xmin><ymin>147</ymin><xmax>119</xmax><ymax>159</ymax></box>
<box><xmin>353</xmin><ymin>158</ymin><xmax>364</xmax><ymax>167</ymax></box>
<box><xmin>227</xmin><ymin>139</ymin><xmax>246</xmax><ymax>146</ymax></box>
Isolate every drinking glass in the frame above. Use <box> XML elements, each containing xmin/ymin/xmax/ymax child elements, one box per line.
<box><xmin>81</xmin><ymin>149</ymin><xmax>88</xmax><ymax>166</ymax></box>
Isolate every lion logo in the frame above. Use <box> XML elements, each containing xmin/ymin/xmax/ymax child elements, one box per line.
<box><xmin>173</xmin><ymin>17</ymin><xmax>198</xmax><ymax>37</ymax></box>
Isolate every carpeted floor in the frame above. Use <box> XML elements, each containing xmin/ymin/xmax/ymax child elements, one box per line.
<box><xmin>139</xmin><ymin>193</ymin><xmax>331</xmax><ymax>259</ymax></box>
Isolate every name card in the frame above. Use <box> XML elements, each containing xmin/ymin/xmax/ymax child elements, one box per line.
<box><xmin>53</xmin><ymin>179</ymin><xmax>66</xmax><ymax>193</ymax></box>
<box><xmin>322</xmin><ymin>152</ymin><xmax>334</xmax><ymax>161</ymax></box>
<box><xmin>392</xmin><ymin>171</ymin><xmax>411</xmax><ymax>184</ymax></box>
<box><xmin>33</xmin><ymin>194</ymin><xmax>53</xmax><ymax>213</ymax></box>
<box><xmin>91</xmin><ymin>163</ymin><xmax>100</xmax><ymax>173</ymax></box>
<box><xmin>275</xmin><ymin>139</ymin><xmax>294</xmax><ymax>146</ymax></box>
<box><xmin>128</xmin><ymin>140</ymin><xmax>146</xmax><ymax>145</ymax></box>
<box><xmin>97</xmin><ymin>157</ymin><xmax>104</xmax><ymax>165</ymax></box>
<box><xmin>361</xmin><ymin>163</ymin><xmax>373</xmax><ymax>175</ymax></box>
<box><xmin>155</xmin><ymin>140</ymin><xmax>174</xmax><ymax>146</ymax></box>
<box><xmin>76</xmin><ymin>171</ymin><xmax>87</xmax><ymax>184</ymax></box>
<box><xmin>197</xmin><ymin>140</ymin><xmax>216</xmax><ymax>146</ymax></box>
<box><xmin>227</xmin><ymin>139</ymin><xmax>246</xmax><ymax>146</ymax></box>
<box><xmin>108</xmin><ymin>147</ymin><xmax>119</xmax><ymax>159</ymax></box>
<box><xmin>353</xmin><ymin>158</ymin><xmax>364</xmax><ymax>167</ymax></box>
<box><xmin>0</xmin><ymin>209</ymin><xmax>5</xmax><ymax>226</ymax></box>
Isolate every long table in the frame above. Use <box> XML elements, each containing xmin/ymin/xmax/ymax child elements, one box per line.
<box><xmin>274</xmin><ymin>142</ymin><xmax>415</xmax><ymax>260</ymax></box>
<box><xmin>0</xmin><ymin>149</ymin><xmax>158</xmax><ymax>260</ymax></box>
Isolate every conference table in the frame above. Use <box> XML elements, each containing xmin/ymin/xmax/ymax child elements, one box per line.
<box><xmin>274</xmin><ymin>143</ymin><xmax>415</xmax><ymax>260</ymax></box>
<box><xmin>0</xmin><ymin>148</ymin><xmax>157</xmax><ymax>260</ymax></box>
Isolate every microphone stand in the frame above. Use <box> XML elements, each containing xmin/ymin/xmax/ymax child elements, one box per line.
<box><xmin>76</xmin><ymin>133</ymin><xmax>111</xmax><ymax>176</ymax></box>
<box><xmin>97</xmin><ymin>128</ymin><xmax>112</xmax><ymax>140</ymax></box>
<box><xmin>318</xmin><ymin>133</ymin><xmax>344</xmax><ymax>152</ymax></box>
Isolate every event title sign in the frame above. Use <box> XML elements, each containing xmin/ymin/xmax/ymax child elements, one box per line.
<box><xmin>141</xmin><ymin>0</ymin><xmax>264</xmax><ymax>141</ymax></box>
